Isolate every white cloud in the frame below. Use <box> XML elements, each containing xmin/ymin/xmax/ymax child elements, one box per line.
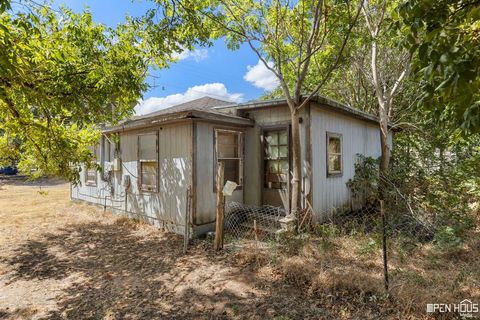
<box><xmin>172</xmin><ymin>48</ymin><xmax>209</xmax><ymax>62</ymax></box>
<box><xmin>135</xmin><ymin>83</ymin><xmax>243</xmax><ymax>115</ymax></box>
<box><xmin>244</xmin><ymin>60</ymin><xmax>279</xmax><ymax>91</ymax></box>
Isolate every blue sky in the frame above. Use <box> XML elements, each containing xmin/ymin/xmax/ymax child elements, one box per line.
<box><xmin>52</xmin><ymin>0</ymin><xmax>279</xmax><ymax>114</ymax></box>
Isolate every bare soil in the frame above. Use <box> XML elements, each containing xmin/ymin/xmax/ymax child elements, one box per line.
<box><xmin>0</xmin><ymin>178</ymin><xmax>478</xmax><ymax>319</ymax></box>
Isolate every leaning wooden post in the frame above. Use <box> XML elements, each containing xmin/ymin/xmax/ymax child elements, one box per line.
<box><xmin>214</xmin><ymin>162</ymin><xmax>225</xmax><ymax>251</ymax></box>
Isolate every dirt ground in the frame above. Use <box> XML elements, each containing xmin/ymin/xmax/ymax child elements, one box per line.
<box><xmin>0</xmin><ymin>179</ymin><xmax>317</xmax><ymax>319</ymax></box>
<box><xmin>0</xmin><ymin>177</ymin><xmax>478</xmax><ymax>319</ymax></box>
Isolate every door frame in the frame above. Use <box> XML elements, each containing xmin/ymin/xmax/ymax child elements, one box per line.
<box><xmin>260</xmin><ymin>124</ymin><xmax>292</xmax><ymax>211</ymax></box>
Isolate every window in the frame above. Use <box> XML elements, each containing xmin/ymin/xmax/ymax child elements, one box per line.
<box><xmin>102</xmin><ymin>136</ymin><xmax>111</xmax><ymax>163</ymax></box>
<box><xmin>264</xmin><ymin>129</ymin><xmax>289</xmax><ymax>189</ymax></box>
<box><xmin>215</xmin><ymin>130</ymin><xmax>243</xmax><ymax>186</ymax></box>
<box><xmin>327</xmin><ymin>132</ymin><xmax>342</xmax><ymax>176</ymax></box>
<box><xmin>85</xmin><ymin>167</ymin><xmax>97</xmax><ymax>185</ymax></box>
<box><xmin>85</xmin><ymin>146</ymin><xmax>98</xmax><ymax>185</ymax></box>
<box><xmin>138</xmin><ymin>133</ymin><xmax>158</xmax><ymax>192</ymax></box>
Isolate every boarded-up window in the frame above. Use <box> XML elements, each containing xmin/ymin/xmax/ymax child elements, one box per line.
<box><xmin>85</xmin><ymin>146</ymin><xmax>98</xmax><ymax>185</ymax></box>
<box><xmin>138</xmin><ymin>133</ymin><xmax>158</xmax><ymax>192</ymax></box>
<box><xmin>264</xmin><ymin>130</ymin><xmax>289</xmax><ymax>189</ymax></box>
<box><xmin>327</xmin><ymin>132</ymin><xmax>342</xmax><ymax>176</ymax></box>
<box><xmin>215</xmin><ymin>130</ymin><xmax>243</xmax><ymax>186</ymax></box>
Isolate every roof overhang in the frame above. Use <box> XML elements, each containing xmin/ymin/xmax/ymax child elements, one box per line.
<box><xmin>216</xmin><ymin>95</ymin><xmax>400</xmax><ymax>131</ymax></box>
<box><xmin>103</xmin><ymin>109</ymin><xmax>254</xmax><ymax>134</ymax></box>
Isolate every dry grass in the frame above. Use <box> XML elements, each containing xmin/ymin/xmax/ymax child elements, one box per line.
<box><xmin>0</xmin><ymin>178</ymin><xmax>478</xmax><ymax>319</ymax></box>
<box><xmin>231</xmin><ymin>228</ymin><xmax>480</xmax><ymax>319</ymax></box>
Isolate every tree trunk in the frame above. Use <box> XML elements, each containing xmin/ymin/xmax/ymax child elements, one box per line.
<box><xmin>290</xmin><ymin>110</ymin><xmax>302</xmax><ymax>216</ymax></box>
<box><xmin>379</xmin><ymin>122</ymin><xmax>390</xmax><ymax>174</ymax></box>
<box><xmin>379</xmin><ymin>106</ymin><xmax>390</xmax><ymax>200</ymax></box>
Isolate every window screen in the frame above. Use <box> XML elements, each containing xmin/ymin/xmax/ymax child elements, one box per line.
<box><xmin>215</xmin><ymin>130</ymin><xmax>242</xmax><ymax>186</ymax></box>
<box><xmin>138</xmin><ymin>133</ymin><xmax>158</xmax><ymax>191</ymax></box>
<box><xmin>327</xmin><ymin>133</ymin><xmax>342</xmax><ymax>175</ymax></box>
<box><xmin>85</xmin><ymin>167</ymin><xmax>97</xmax><ymax>185</ymax></box>
<box><xmin>264</xmin><ymin>130</ymin><xmax>289</xmax><ymax>189</ymax></box>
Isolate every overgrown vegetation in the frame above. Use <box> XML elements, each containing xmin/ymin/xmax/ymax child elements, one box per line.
<box><xmin>229</xmin><ymin>224</ymin><xmax>479</xmax><ymax>318</ymax></box>
<box><xmin>345</xmin><ymin>149</ymin><xmax>478</xmax><ymax>249</ymax></box>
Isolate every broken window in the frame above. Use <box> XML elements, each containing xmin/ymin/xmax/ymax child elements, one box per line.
<box><xmin>138</xmin><ymin>133</ymin><xmax>158</xmax><ymax>192</ymax></box>
<box><xmin>264</xmin><ymin>129</ymin><xmax>289</xmax><ymax>189</ymax></box>
<box><xmin>327</xmin><ymin>132</ymin><xmax>342</xmax><ymax>176</ymax></box>
<box><xmin>215</xmin><ymin>130</ymin><xmax>243</xmax><ymax>186</ymax></box>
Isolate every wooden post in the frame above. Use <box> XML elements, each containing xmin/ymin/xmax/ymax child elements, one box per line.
<box><xmin>380</xmin><ymin>200</ymin><xmax>389</xmax><ymax>292</ymax></box>
<box><xmin>214</xmin><ymin>162</ymin><xmax>225</xmax><ymax>251</ymax></box>
<box><xmin>184</xmin><ymin>186</ymin><xmax>191</xmax><ymax>254</ymax></box>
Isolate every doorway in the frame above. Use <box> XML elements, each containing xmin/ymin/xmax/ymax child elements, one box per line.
<box><xmin>262</xmin><ymin>128</ymin><xmax>290</xmax><ymax>211</ymax></box>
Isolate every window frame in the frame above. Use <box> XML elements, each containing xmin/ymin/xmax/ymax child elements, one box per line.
<box><xmin>137</xmin><ymin>131</ymin><xmax>159</xmax><ymax>193</ymax></box>
<box><xmin>262</xmin><ymin>127</ymin><xmax>290</xmax><ymax>190</ymax></box>
<box><xmin>326</xmin><ymin>132</ymin><xmax>343</xmax><ymax>177</ymax></box>
<box><xmin>213</xmin><ymin>128</ymin><xmax>244</xmax><ymax>191</ymax></box>
<box><xmin>85</xmin><ymin>145</ymin><xmax>98</xmax><ymax>186</ymax></box>
<box><xmin>102</xmin><ymin>136</ymin><xmax>112</xmax><ymax>164</ymax></box>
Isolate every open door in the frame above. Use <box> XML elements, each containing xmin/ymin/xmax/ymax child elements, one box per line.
<box><xmin>262</xmin><ymin>128</ymin><xmax>290</xmax><ymax>211</ymax></box>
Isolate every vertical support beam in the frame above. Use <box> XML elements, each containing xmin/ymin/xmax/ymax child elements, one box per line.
<box><xmin>191</xmin><ymin>120</ymin><xmax>197</xmax><ymax>227</ymax></box>
<box><xmin>184</xmin><ymin>186</ymin><xmax>191</xmax><ymax>254</ymax></box>
<box><xmin>305</xmin><ymin>103</ymin><xmax>313</xmax><ymax>207</ymax></box>
<box><xmin>214</xmin><ymin>162</ymin><xmax>225</xmax><ymax>251</ymax></box>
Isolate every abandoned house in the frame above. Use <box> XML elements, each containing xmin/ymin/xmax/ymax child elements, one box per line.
<box><xmin>71</xmin><ymin>96</ymin><xmax>393</xmax><ymax>236</ymax></box>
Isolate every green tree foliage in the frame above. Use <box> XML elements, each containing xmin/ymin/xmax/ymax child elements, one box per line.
<box><xmin>0</xmin><ymin>2</ymin><xmax>150</xmax><ymax>181</ymax></box>
<box><xmin>389</xmin><ymin>116</ymin><xmax>479</xmax><ymax>247</ymax></box>
<box><xmin>148</xmin><ymin>0</ymin><xmax>362</xmax><ymax>214</ymax></box>
<box><xmin>315</xmin><ymin>0</ymin><xmax>478</xmax><ymax>247</ymax></box>
<box><xmin>396</xmin><ymin>0</ymin><xmax>480</xmax><ymax>133</ymax></box>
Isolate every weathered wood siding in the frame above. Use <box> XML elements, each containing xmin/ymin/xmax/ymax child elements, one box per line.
<box><xmin>310</xmin><ymin>103</ymin><xmax>392</xmax><ymax>219</ymax></box>
<box><xmin>72</xmin><ymin>123</ymin><xmax>192</xmax><ymax>235</ymax></box>
<box><xmin>194</xmin><ymin>122</ymin><xmax>243</xmax><ymax>228</ymax></box>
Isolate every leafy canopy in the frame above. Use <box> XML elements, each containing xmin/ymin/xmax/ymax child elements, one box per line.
<box><xmin>149</xmin><ymin>0</ymin><xmax>362</xmax><ymax>108</ymax></box>
<box><xmin>396</xmin><ymin>0</ymin><xmax>480</xmax><ymax>133</ymax></box>
<box><xmin>1</xmin><ymin>2</ymin><xmax>151</xmax><ymax>181</ymax></box>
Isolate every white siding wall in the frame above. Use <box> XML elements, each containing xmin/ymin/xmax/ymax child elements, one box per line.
<box><xmin>72</xmin><ymin>123</ymin><xmax>192</xmax><ymax>235</ymax></box>
<box><xmin>71</xmin><ymin>144</ymin><xmax>112</xmax><ymax>207</ymax></box>
<box><xmin>310</xmin><ymin>104</ymin><xmax>392</xmax><ymax>219</ymax></box>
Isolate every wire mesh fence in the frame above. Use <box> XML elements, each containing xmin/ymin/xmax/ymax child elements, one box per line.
<box><xmin>223</xmin><ymin>197</ymin><xmax>436</xmax><ymax>248</ymax></box>
<box><xmin>224</xmin><ymin>202</ymin><xmax>286</xmax><ymax>243</ymax></box>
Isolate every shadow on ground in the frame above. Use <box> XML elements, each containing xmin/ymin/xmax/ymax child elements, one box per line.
<box><xmin>1</xmin><ymin>221</ymin><xmax>390</xmax><ymax>319</ymax></box>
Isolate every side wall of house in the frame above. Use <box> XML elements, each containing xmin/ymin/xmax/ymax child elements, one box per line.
<box><xmin>310</xmin><ymin>103</ymin><xmax>393</xmax><ymax>219</ymax></box>
<box><xmin>72</xmin><ymin>122</ymin><xmax>193</xmax><ymax>235</ymax></box>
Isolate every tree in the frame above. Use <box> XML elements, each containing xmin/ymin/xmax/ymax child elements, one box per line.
<box><xmin>0</xmin><ymin>2</ymin><xmax>149</xmax><ymax>181</ymax></box>
<box><xmin>360</xmin><ymin>0</ymin><xmax>411</xmax><ymax>181</ymax></box>
<box><xmin>397</xmin><ymin>0</ymin><xmax>480</xmax><ymax>133</ymax></box>
<box><xmin>147</xmin><ymin>0</ymin><xmax>363</xmax><ymax>216</ymax></box>
<box><xmin>0</xmin><ymin>1</ymin><xmax>190</xmax><ymax>182</ymax></box>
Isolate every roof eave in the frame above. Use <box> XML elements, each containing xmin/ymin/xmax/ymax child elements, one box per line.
<box><xmin>103</xmin><ymin>110</ymin><xmax>253</xmax><ymax>134</ymax></box>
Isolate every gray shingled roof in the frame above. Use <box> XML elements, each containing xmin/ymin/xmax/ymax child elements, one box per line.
<box><xmin>103</xmin><ymin>97</ymin><xmax>251</xmax><ymax>133</ymax></box>
<box><xmin>104</xmin><ymin>95</ymin><xmax>395</xmax><ymax>134</ymax></box>
<box><xmin>134</xmin><ymin>96</ymin><xmax>235</xmax><ymax>120</ymax></box>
